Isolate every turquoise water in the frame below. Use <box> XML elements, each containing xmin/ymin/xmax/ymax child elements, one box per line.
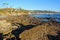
<box><xmin>30</xmin><ymin>14</ymin><xmax>60</xmax><ymax>22</ymax></box>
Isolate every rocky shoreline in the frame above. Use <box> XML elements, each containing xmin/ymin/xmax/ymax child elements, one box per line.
<box><xmin>0</xmin><ymin>15</ymin><xmax>60</xmax><ymax>40</ymax></box>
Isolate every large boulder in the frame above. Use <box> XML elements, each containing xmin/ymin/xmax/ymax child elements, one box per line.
<box><xmin>19</xmin><ymin>23</ymin><xmax>60</xmax><ymax>40</ymax></box>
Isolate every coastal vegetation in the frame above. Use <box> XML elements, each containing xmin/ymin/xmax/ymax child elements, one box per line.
<box><xmin>0</xmin><ymin>8</ymin><xmax>60</xmax><ymax>16</ymax></box>
<box><xmin>0</xmin><ymin>8</ymin><xmax>29</xmax><ymax>16</ymax></box>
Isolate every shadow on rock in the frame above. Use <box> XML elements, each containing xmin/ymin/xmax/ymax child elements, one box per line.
<box><xmin>11</xmin><ymin>23</ymin><xmax>38</xmax><ymax>40</ymax></box>
<box><xmin>6</xmin><ymin>37</ymin><xmax>16</xmax><ymax>40</ymax></box>
<box><xmin>47</xmin><ymin>31</ymin><xmax>60</xmax><ymax>40</ymax></box>
<box><xmin>0</xmin><ymin>33</ymin><xmax>3</xmax><ymax>40</ymax></box>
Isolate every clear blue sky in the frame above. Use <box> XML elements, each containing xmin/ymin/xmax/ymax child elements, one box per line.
<box><xmin>0</xmin><ymin>0</ymin><xmax>60</xmax><ymax>11</ymax></box>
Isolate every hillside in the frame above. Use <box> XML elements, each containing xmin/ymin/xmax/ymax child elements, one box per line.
<box><xmin>0</xmin><ymin>8</ymin><xmax>29</xmax><ymax>16</ymax></box>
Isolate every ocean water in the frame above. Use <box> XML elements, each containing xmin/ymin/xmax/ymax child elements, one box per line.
<box><xmin>30</xmin><ymin>14</ymin><xmax>60</xmax><ymax>22</ymax></box>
